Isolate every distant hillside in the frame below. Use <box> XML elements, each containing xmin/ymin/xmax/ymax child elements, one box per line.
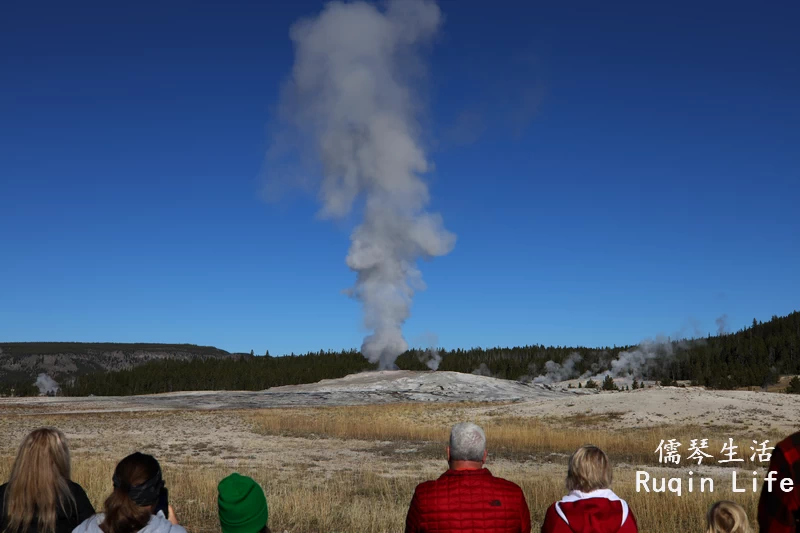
<box><xmin>0</xmin><ymin>342</ymin><xmax>236</xmax><ymax>395</ymax></box>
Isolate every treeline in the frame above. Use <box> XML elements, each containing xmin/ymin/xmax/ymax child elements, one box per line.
<box><xmin>395</xmin><ymin>345</ymin><xmax>626</xmax><ymax>377</ymax></box>
<box><xmin>7</xmin><ymin>311</ymin><xmax>800</xmax><ymax>396</ymax></box>
<box><xmin>61</xmin><ymin>350</ymin><xmax>375</xmax><ymax>396</ymax></box>
<box><xmin>0</xmin><ymin>342</ymin><xmax>230</xmax><ymax>357</ymax></box>
<box><xmin>401</xmin><ymin>312</ymin><xmax>800</xmax><ymax>389</ymax></box>
<box><xmin>0</xmin><ymin>378</ymin><xmax>40</xmax><ymax>397</ymax></box>
<box><xmin>666</xmin><ymin>313</ymin><xmax>800</xmax><ymax>388</ymax></box>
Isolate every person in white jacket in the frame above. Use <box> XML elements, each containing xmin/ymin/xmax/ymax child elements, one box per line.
<box><xmin>73</xmin><ymin>453</ymin><xmax>185</xmax><ymax>533</ymax></box>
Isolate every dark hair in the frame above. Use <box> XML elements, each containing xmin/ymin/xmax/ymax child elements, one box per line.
<box><xmin>259</xmin><ymin>527</ymin><xmax>271</xmax><ymax>533</ymax></box>
<box><xmin>100</xmin><ymin>453</ymin><xmax>162</xmax><ymax>533</ymax></box>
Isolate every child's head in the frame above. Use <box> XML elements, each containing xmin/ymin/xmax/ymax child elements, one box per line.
<box><xmin>218</xmin><ymin>473</ymin><xmax>269</xmax><ymax>533</ymax></box>
<box><xmin>706</xmin><ymin>501</ymin><xmax>751</xmax><ymax>533</ymax></box>
<box><xmin>566</xmin><ymin>445</ymin><xmax>612</xmax><ymax>492</ymax></box>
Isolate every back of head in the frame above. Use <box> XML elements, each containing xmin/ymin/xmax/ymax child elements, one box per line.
<box><xmin>706</xmin><ymin>501</ymin><xmax>751</xmax><ymax>533</ymax></box>
<box><xmin>3</xmin><ymin>427</ymin><xmax>75</xmax><ymax>533</ymax></box>
<box><xmin>101</xmin><ymin>453</ymin><xmax>163</xmax><ymax>533</ymax></box>
<box><xmin>217</xmin><ymin>473</ymin><xmax>268</xmax><ymax>533</ymax></box>
<box><xmin>449</xmin><ymin>423</ymin><xmax>486</xmax><ymax>463</ymax></box>
<box><xmin>566</xmin><ymin>445</ymin><xmax>612</xmax><ymax>492</ymax></box>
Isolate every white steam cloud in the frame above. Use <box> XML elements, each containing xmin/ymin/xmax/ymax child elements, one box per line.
<box><xmin>272</xmin><ymin>0</ymin><xmax>455</xmax><ymax>369</ymax></box>
<box><xmin>605</xmin><ymin>337</ymin><xmax>674</xmax><ymax>378</ymax></box>
<box><xmin>471</xmin><ymin>363</ymin><xmax>493</xmax><ymax>377</ymax></box>
<box><xmin>35</xmin><ymin>373</ymin><xmax>59</xmax><ymax>395</ymax></box>
<box><xmin>413</xmin><ymin>331</ymin><xmax>441</xmax><ymax>370</ymax></box>
<box><xmin>529</xmin><ymin>337</ymin><xmax>683</xmax><ymax>384</ymax></box>
<box><xmin>420</xmin><ymin>347</ymin><xmax>442</xmax><ymax>370</ymax></box>
<box><xmin>533</xmin><ymin>352</ymin><xmax>590</xmax><ymax>384</ymax></box>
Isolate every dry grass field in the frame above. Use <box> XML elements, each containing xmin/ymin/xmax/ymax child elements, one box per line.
<box><xmin>245</xmin><ymin>402</ymin><xmax>786</xmax><ymax>466</ymax></box>
<box><xmin>0</xmin><ymin>391</ymin><xmax>782</xmax><ymax>533</ymax></box>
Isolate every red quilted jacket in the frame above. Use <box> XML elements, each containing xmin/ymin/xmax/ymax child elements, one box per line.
<box><xmin>405</xmin><ymin>468</ymin><xmax>532</xmax><ymax>533</ymax></box>
<box><xmin>540</xmin><ymin>490</ymin><xmax>638</xmax><ymax>533</ymax></box>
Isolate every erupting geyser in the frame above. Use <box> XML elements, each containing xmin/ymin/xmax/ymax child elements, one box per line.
<box><xmin>271</xmin><ymin>0</ymin><xmax>455</xmax><ymax>369</ymax></box>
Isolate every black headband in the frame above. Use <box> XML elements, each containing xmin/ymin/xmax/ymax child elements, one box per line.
<box><xmin>113</xmin><ymin>469</ymin><xmax>164</xmax><ymax>506</ymax></box>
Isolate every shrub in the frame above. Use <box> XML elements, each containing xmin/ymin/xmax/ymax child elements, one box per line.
<box><xmin>786</xmin><ymin>376</ymin><xmax>800</xmax><ymax>394</ymax></box>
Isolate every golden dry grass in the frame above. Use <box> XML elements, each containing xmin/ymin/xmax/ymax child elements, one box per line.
<box><xmin>245</xmin><ymin>403</ymin><xmax>783</xmax><ymax>466</ymax></box>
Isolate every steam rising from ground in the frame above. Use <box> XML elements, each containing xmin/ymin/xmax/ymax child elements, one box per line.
<box><xmin>606</xmin><ymin>337</ymin><xmax>674</xmax><ymax>378</ymax></box>
<box><xmin>531</xmin><ymin>338</ymin><xmax>679</xmax><ymax>384</ymax></box>
<box><xmin>533</xmin><ymin>352</ymin><xmax>591</xmax><ymax>384</ymax></box>
<box><xmin>471</xmin><ymin>363</ymin><xmax>493</xmax><ymax>377</ymax></box>
<box><xmin>716</xmin><ymin>314</ymin><xmax>729</xmax><ymax>335</ymax></box>
<box><xmin>413</xmin><ymin>332</ymin><xmax>442</xmax><ymax>370</ymax></box>
<box><xmin>273</xmin><ymin>0</ymin><xmax>455</xmax><ymax>369</ymax></box>
<box><xmin>35</xmin><ymin>373</ymin><xmax>59</xmax><ymax>395</ymax></box>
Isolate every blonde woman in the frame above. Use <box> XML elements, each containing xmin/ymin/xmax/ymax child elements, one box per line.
<box><xmin>541</xmin><ymin>445</ymin><xmax>638</xmax><ymax>533</ymax></box>
<box><xmin>706</xmin><ymin>501</ymin><xmax>751</xmax><ymax>533</ymax></box>
<box><xmin>0</xmin><ymin>428</ymin><xmax>94</xmax><ymax>533</ymax></box>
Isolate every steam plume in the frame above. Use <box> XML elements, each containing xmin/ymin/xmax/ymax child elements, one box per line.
<box><xmin>413</xmin><ymin>331</ymin><xmax>442</xmax><ymax>369</ymax></box>
<box><xmin>605</xmin><ymin>336</ymin><xmax>674</xmax><ymax>379</ymax></box>
<box><xmin>533</xmin><ymin>352</ymin><xmax>589</xmax><ymax>384</ymax></box>
<box><xmin>273</xmin><ymin>0</ymin><xmax>455</xmax><ymax>368</ymax></box>
<box><xmin>34</xmin><ymin>373</ymin><xmax>59</xmax><ymax>395</ymax></box>
<box><xmin>715</xmin><ymin>314</ymin><xmax>729</xmax><ymax>335</ymax></box>
<box><xmin>471</xmin><ymin>363</ymin><xmax>493</xmax><ymax>377</ymax></box>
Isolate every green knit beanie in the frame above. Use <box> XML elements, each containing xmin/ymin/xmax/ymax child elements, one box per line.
<box><xmin>218</xmin><ymin>473</ymin><xmax>269</xmax><ymax>533</ymax></box>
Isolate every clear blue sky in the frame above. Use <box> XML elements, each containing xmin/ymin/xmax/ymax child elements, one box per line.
<box><xmin>1</xmin><ymin>0</ymin><xmax>798</xmax><ymax>355</ymax></box>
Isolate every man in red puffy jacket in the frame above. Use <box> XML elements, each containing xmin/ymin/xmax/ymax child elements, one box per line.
<box><xmin>405</xmin><ymin>422</ymin><xmax>531</xmax><ymax>533</ymax></box>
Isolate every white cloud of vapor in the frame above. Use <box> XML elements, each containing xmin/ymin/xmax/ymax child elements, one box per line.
<box><xmin>270</xmin><ymin>0</ymin><xmax>455</xmax><ymax>369</ymax></box>
<box><xmin>34</xmin><ymin>373</ymin><xmax>59</xmax><ymax>395</ymax></box>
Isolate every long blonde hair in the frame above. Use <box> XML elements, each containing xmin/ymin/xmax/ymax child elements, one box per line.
<box><xmin>706</xmin><ymin>501</ymin><xmax>752</xmax><ymax>533</ymax></box>
<box><xmin>2</xmin><ymin>428</ymin><xmax>76</xmax><ymax>533</ymax></box>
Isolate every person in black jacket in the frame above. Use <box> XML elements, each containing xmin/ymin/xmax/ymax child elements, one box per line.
<box><xmin>0</xmin><ymin>427</ymin><xmax>94</xmax><ymax>533</ymax></box>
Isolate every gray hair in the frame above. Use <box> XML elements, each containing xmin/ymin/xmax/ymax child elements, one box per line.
<box><xmin>449</xmin><ymin>422</ymin><xmax>486</xmax><ymax>462</ymax></box>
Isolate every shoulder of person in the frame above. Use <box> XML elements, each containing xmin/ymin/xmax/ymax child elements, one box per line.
<box><xmin>489</xmin><ymin>473</ymin><xmax>525</xmax><ymax>493</ymax></box>
<box><xmin>540</xmin><ymin>502</ymin><xmax>560</xmax><ymax>521</ymax></box>
<box><xmin>148</xmin><ymin>513</ymin><xmax>187</xmax><ymax>533</ymax></box>
<box><xmin>621</xmin><ymin>506</ymin><xmax>638</xmax><ymax>528</ymax></box>
<box><xmin>68</xmin><ymin>481</ymin><xmax>90</xmax><ymax>497</ymax></box>
<box><xmin>72</xmin><ymin>513</ymin><xmax>104</xmax><ymax>533</ymax></box>
<box><xmin>540</xmin><ymin>503</ymin><xmax>568</xmax><ymax>533</ymax></box>
<box><xmin>542</xmin><ymin>501</ymin><xmax>558</xmax><ymax>514</ymax></box>
<box><xmin>413</xmin><ymin>478</ymin><xmax>441</xmax><ymax>494</ymax></box>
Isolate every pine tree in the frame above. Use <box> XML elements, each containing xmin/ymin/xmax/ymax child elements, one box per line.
<box><xmin>602</xmin><ymin>375</ymin><xmax>618</xmax><ymax>391</ymax></box>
